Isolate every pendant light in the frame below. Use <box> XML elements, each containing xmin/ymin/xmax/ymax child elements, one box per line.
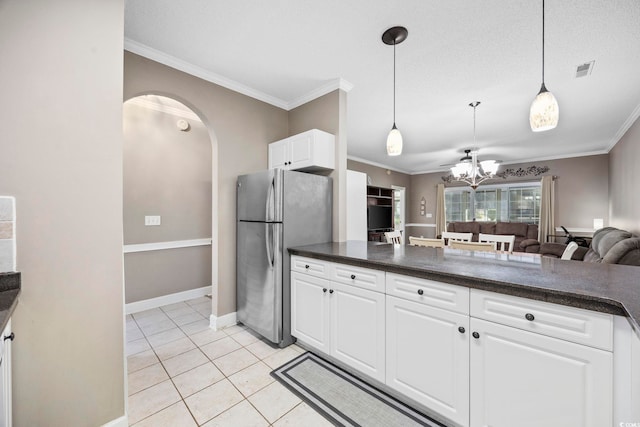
<box><xmin>530</xmin><ymin>0</ymin><xmax>559</xmax><ymax>132</ymax></box>
<box><xmin>382</xmin><ymin>26</ymin><xmax>408</xmax><ymax>156</ymax></box>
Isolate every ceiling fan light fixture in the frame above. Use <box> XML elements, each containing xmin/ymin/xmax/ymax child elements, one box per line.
<box><xmin>382</xmin><ymin>26</ymin><xmax>408</xmax><ymax>156</ymax></box>
<box><xmin>386</xmin><ymin>123</ymin><xmax>403</xmax><ymax>156</ymax></box>
<box><xmin>530</xmin><ymin>0</ymin><xmax>558</xmax><ymax>132</ymax></box>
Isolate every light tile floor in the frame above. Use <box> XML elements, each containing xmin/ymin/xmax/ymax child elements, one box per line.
<box><xmin>126</xmin><ymin>297</ymin><xmax>333</xmax><ymax>426</ymax></box>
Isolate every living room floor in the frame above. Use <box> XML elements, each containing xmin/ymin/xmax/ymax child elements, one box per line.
<box><xmin>125</xmin><ymin>297</ymin><xmax>331</xmax><ymax>426</ymax></box>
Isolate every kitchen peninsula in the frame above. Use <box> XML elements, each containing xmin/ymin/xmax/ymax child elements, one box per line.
<box><xmin>288</xmin><ymin>241</ymin><xmax>640</xmax><ymax>427</ymax></box>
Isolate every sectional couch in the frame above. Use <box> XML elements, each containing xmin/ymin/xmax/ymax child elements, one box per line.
<box><xmin>445</xmin><ymin>221</ymin><xmax>540</xmax><ymax>253</ymax></box>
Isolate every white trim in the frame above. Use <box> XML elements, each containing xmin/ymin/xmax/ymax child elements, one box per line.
<box><xmin>126</xmin><ymin>97</ymin><xmax>201</xmax><ymax>122</ymax></box>
<box><xmin>406</xmin><ymin>223</ymin><xmax>437</xmax><ymax>228</ymax></box>
<box><xmin>608</xmin><ymin>101</ymin><xmax>640</xmax><ymax>152</ymax></box>
<box><xmin>101</xmin><ymin>415</ymin><xmax>128</xmax><ymax>427</ymax></box>
<box><xmin>124</xmin><ymin>39</ymin><xmax>289</xmax><ymax>109</ymax></box>
<box><xmin>554</xmin><ymin>227</ymin><xmax>595</xmax><ymax>234</ymax></box>
<box><xmin>347</xmin><ymin>155</ymin><xmax>412</xmax><ymax>175</ymax></box>
<box><xmin>445</xmin><ymin>181</ymin><xmax>541</xmax><ymax>192</ymax></box>
<box><xmin>125</xmin><ymin>286</ymin><xmax>211</xmax><ymax>314</ymax></box>
<box><xmin>123</xmin><ymin>238</ymin><xmax>211</xmax><ymax>254</ymax></box>
<box><xmin>288</xmin><ymin>78</ymin><xmax>354</xmax><ymax>110</ymax></box>
<box><xmin>210</xmin><ymin>312</ymin><xmax>237</xmax><ymax>331</ymax></box>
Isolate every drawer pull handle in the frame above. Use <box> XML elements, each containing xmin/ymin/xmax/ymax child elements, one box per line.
<box><xmin>305</xmin><ymin>265</ymin><xmax>310</xmax><ymax>269</ymax></box>
<box><xmin>525</xmin><ymin>313</ymin><xmax>535</xmax><ymax>321</ymax></box>
<box><xmin>458</xmin><ymin>326</ymin><xmax>465</xmax><ymax>334</ymax></box>
<box><xmin>472</xmin><ymin>332</ymin><xmax>480</xmax><ymax>339</ymax></box>
<box><xmin>323</xmin><ymin>288</ymin><xmax>327</xmax><ymax>293</ymax></box>
<box><xmin>4</xmin><ymin>332</ymin><xmax>14</xmax><ymax>341</ymax></box>
<box><xmin>329</xmin><ymin>289</ymin><xmax>334</xmax><ymax>294</ymax></box>
<box><xmin>350</xmin><ymin>274</ymin><xmax>356</xmax><ymax>280</ymax></box>
<box><xmin>417</xmin><ymin>289</ymin><xmax>424</xmax><ymax>296</ymax></box>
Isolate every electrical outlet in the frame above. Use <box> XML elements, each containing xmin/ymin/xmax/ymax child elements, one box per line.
<box><xmin>145</xmin><ymin>215</ymin><xmax>161</xmax><ymax>226</ymax></box>
<box><xmin>426</xmin><ymin>213</ymin><xmax>433</xmax><ymax>218</ymax></box>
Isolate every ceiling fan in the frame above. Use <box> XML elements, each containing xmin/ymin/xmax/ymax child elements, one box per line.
<box><xmin>439</xmin><ymin>149</ymin><xmax>503</xmax><ymax>168</ymax></box>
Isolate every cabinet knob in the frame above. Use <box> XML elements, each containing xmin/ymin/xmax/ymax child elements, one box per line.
<box><xmin>525</xmin><ymin>313</ymin><xmax>535</xmax><ymax>321</ymax></box>
<box><xmin>458</xmin><ymin>326</ymin><xmax>465</xmax><ymax>334</ymax></box>
<box><xmin>305</xmin><ymin>265</ymin><xmax>310</xmax><ymax>269</ymax></box>
<box><xmin>417</xmin><ymin>289</ymin><xmax>424</xmax><ymax>296</ymax></box>
<box><xmin>322</xmin><ymin>288</ymin><xmax>327</xmax><ymax>293</ymax></box>
<box><xmin>350</xmin><ymin>274</ymin><xmax>356</xmax><ymax>280</ymax></box>
<box><xmin>472</xmin><ymin>332</ymin><xmax>480</xmax><ymax>339</ymax></box>
<box><xmin>4</xmin><ymin>332</ymin><xmax>14</xmax><ymax>341</ymax></box>
<box><xmin>329</xmin><ymin>289</ymin><xmax>334</xmax><ymax>294</ymax></box>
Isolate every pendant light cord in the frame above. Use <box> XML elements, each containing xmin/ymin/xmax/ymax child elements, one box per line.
<box><xmin>542</xmin><ymin>0</ymin><xmax>545</xmax><ymax>83</ymax></box>
<box><xmin>393</xmin><ymin>40</ymin><xmax>396</xmax><ymax>124</ymax></box>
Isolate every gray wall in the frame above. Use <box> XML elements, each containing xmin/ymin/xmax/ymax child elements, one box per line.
<box><xmin>123</xmin><ymin>101</ymin><xmax>212</xmax><ymax>303</ymax></box>
<box><xmin>290</xmin><ymin>90</ymin><xmax>348</xmax><ymax>242</ymax></box>
<box><xmin>610</xmin><ymin>115</ymin><xmax>640</xmax><ymax>235</ymax></box>
<box><xmin>408</xmin><ymin>154</ymin><xmax>610</xmax><ymax>234</ymax></box>
<box><xmin>124</xmin><ymin>52</ymin><xmax>289</xmax><ymax>317</ymax></box>
<box><xmin>0</xmin><ymin>1</ymin><xmax>126</xmax><ymax>425</ymax></box>
<box><xmin>347</xmin><ymin>159</ymin><xmax>412</xmax><ymax>190</ymax></box>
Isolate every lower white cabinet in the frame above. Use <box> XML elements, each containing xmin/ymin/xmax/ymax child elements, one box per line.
<box><xmin>0</xmin><ymin>319</ymin><xmax>12</xmax><ymax>427</ymax></box>
<box><xmin>470</xmin><ymin>317</ymin><xmax>612</xmax><ymax>427</ymax></box>
<box><xmin>291</xmin><ymin>270</ymin><xmax>386</xmax><ymax>382</ymax></box>
<box><xmin>386</xmin><ymin>296</ymin><xmax>469</xmax><ymax>426</ymax></box>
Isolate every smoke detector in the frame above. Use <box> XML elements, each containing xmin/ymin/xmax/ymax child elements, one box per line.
<box><xmin>575</xmin><ymin>61</ymin><xmax>595</xmax><ymax>78</ymax></box>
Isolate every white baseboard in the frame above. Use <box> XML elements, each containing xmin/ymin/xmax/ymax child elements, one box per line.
<box><xmin>101</xmin><ymin>415</ymin><xmax>127</xmax><ymax>427</ymax></box>
<box><xmin>210</xmin><ymin>311</ymin><xmax>237</xmax><ymax>331</ymax></box>
<box><xmin>125</xmin><ymin>286</ymin><xmax>212</xmax><ymax>314</ymax></box>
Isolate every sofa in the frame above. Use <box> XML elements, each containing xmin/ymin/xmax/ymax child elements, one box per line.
<box><xmin>445</xmin><ymin>221</ymin><xmax>539</xmax><ymax>253</ymax></box>
<box><xmin>539</xmin><ymin>227</ymin><xmax>640</xmax><ymax>266</ymax></box>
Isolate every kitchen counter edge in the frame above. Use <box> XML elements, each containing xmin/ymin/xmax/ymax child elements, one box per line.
<box><xmin>0</xmin><ymin>272</ymin><xmax>21</xmax><ymax>333</ymax></box>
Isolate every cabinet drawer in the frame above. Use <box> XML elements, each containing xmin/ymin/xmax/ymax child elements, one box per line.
<box><xmin>290</xmin><ymin>256</ymin><xmax>330</xmax><ymax>279</ymax></box>
<box><xmin>470</xmin><ymin>289</ymin><xmax>613</xmax><ymax>351</ymax></box>
<box><xmin>331</xmin><ymin>263</ymin><xmax>385</xmax><ymax>293</ymax></box>
<box><xmin>386</xmin><ymin>273</ymin><xmax>469</xmax><ymax>315</ymax></box>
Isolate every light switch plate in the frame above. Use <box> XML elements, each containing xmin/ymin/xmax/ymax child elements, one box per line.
<box><xmin>145</xmin><ymin>215</ymin><xmax>161</xmax><ymax>226</ymax></box>
<box><xmin>426</xmin><ymin>213</ymin><xmax>433</xmax><ymax>218</ymax></box>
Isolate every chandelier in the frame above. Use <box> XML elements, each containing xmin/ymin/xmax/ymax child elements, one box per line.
<box><xmin>450</xmin><ymin>102</ymin><xmax>499</xmax><ymax>190</ymax></box>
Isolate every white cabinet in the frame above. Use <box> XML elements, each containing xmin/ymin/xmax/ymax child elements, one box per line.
<box><xmin>290</xmin><ymin>256</ymin><xmax>386</xmax><ymax>382</ymax></box>
<box><xmin>386</xmin><ymin>296</ymin><xmax>469</xmax><ymax>426</ymax></box>
<box><xmin>470</xmin><ymin>317</ymin><xmax>612</xmax><ymax>427</ymax></box>
<box><xmin>0</xmin><ymin>319</ymin><xmax>12</xmax><ymax>427</ymax></box>
<box><xmin>268</xmin><ymin>129</ymin><xmax>335</xmax><ymax>172</ymax></box>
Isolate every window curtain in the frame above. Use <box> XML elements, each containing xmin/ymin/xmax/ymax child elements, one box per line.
<box><xmin>435</xmin><ymin>183</ymin><xmax>446</xmax><ymax>238</ymax></box>
<box><xmin>538</xmin><ymin>175</ymin><xmax>555</xmax><ymax>243</ymax></box>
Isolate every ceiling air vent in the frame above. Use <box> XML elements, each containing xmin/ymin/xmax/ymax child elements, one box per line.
<box><xmin>575</xmin><ymin>61</ymin><xmax>595</xmax><ymax>78</ymax></box>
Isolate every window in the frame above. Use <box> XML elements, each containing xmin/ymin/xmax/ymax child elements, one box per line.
<box><xmin>445</xmin><ymin>182</ymin><xmax>541</xmax><ymax>224</ymax></box>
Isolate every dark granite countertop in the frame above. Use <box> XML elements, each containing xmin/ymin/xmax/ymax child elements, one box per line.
<box><xmin>289</xmin><ymin>241</ymin><xmax>640</xmax><ymax>334</ymax></box>
<box><xmin>0</xmin><ymin>272</ymin><xmax>20</xmax><ymax>333</ymax></box>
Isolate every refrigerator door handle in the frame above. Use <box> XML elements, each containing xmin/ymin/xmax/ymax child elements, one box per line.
<box><xmin>265</xmin><ymin>223</ymin><xmax>274</xmax><ymax>268</ymax></box>
<box><xmin>265</xmin><ymin>175</ymin><xmax>275</xmax><ymax>222</ymax></box>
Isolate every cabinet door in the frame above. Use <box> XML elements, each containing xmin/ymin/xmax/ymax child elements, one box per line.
<box><xmin>470</xmin><ymin>317</ymin><xmax>612</xmax><ymax>427</ymax></box>
<box><xmin>288</xmin><ymin>133</ymin><xmax>313</xmax><ymax>169</ymax></box>
<box><xmin>330</xmin><ymin>282</ymin><xmax>385</xmax><ymax>382</ymax></box>
<box><xmin>291</xmin><ymin>272</ymin><xmax>330</xmax><ymax>352</ymax></box>
<box><xmin>386</xmin><ymin>296</ymin><xmax>469</xmax><ymax>427</ymax></box>
<box><xmin>268</xmin><ymin>139</ymin><xmax>289</xmax><ymax>170</ymax></box>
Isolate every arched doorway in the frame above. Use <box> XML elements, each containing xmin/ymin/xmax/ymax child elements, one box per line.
<box><xmin>122</xmin><ymin>95</ymin><xmax>215</xmax><ymax>318</ymax></box>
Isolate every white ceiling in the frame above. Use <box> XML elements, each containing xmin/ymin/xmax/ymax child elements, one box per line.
<box><xmin>124</xmin><ymin>0</ymin><xmax>640</xmax><ymax>174</ymax></box>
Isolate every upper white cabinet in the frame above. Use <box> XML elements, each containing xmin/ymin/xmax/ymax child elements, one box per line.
<box><xmin>268</xmin><ymin>129</ymin><xmax>335</xmax><ymax>172</ymax></box>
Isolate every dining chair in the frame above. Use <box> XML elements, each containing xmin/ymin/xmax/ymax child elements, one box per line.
<box><xmin>479</xmin><ymin>233</ymin><xmax>516</xmax><ymax>253</ymax></box>
<box><xmin>450</xmin><ymin>240</ymin><xmax>497</xmax><ymax>252</ymax></box>
<box><xmin>409</xmin><ymin>236</ymin><xmax>445</xmax><ymax>248</ymax></box>
<box><xmin>441</xmin><ymin>231</ymin><xmax>473</xmax><ymax>246</ymax></box>
<box><xmin>385</xmin><ymin>230</ymin><xmax>403</xmax><ymax>245</ymax></box>
<box><xmin>561</xmin><ymin>241</ymin><xmax>579</xmax><ymax>260</ymax></box>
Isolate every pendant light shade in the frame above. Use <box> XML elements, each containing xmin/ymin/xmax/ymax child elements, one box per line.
<box><xmin>530</xmin><ymin>0</ymin><xmax>558</xmax><ymax>132</ymax></box>
<box><xmin>382</xmin><ymin>26</ymin><xmax>408</xmax><ymax>156</ymax></box>
<box><xmin>386</xmin><ymin>124</ymin><xmax>403</xmax><ymax>156</ymax></box>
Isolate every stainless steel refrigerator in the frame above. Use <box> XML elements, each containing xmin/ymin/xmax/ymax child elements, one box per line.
<box><xmin>236</xmin><ymin>169</ymin><xmax>332</xmax><ymax>347</ymax></box>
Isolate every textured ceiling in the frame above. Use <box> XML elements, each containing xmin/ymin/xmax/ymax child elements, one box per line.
<box><xmin>125</xmin><ymin>0</ymin><xmax>640</xmax><ymax>174</ymax></box>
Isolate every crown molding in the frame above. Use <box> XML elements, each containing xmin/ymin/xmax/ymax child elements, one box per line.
<box><xmin>124</xmin><ymin>39</ymin><xmax>354</xmax><ymax>112</ymax></box>
<box><xmin>607</xmin><ymin>101</ymin><xmax>640</xmax><ymax>152</ymax></box>
<box><xmin>287</xmin><ymin>78</ymin><xmax>354</xmax><ymax>110</ymax></box>
<box><xmin>124</xmin><ymin>38</ymin><xmax>290</xmax><ymax>109</ymax></box>
<box><xmin>347</xmin><ymin>155</ymin><xmax>411</xmax><ymax>175</ymax></box>
<box><xmin>126</xmin><ymin>96</ymin><xmax>202</xmax><ymax>121</ymax></box>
